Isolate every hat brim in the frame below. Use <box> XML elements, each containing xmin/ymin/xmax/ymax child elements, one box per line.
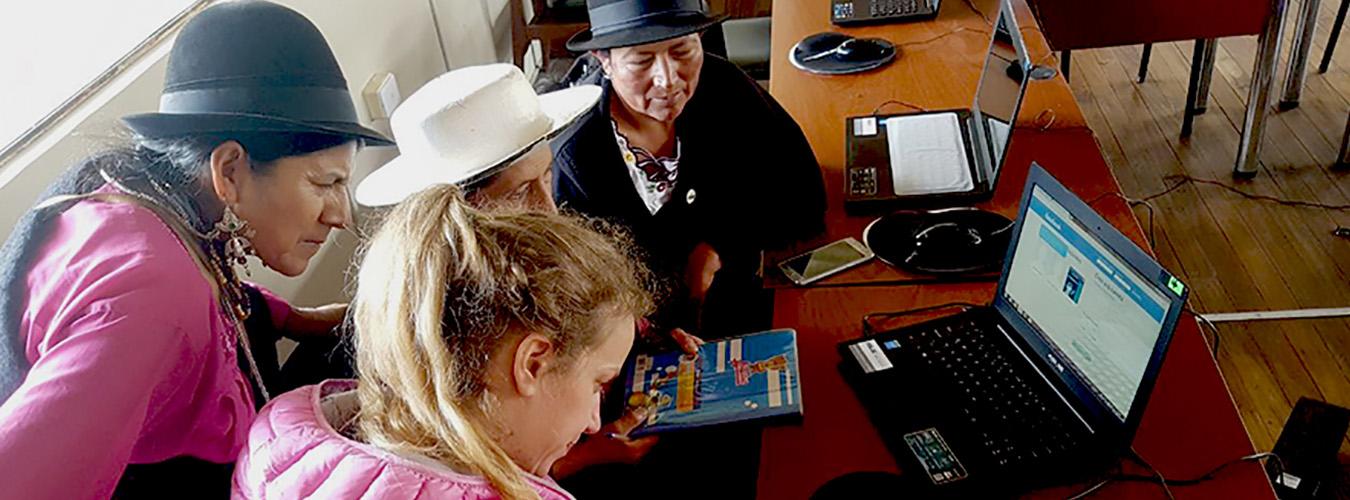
<box><xmin>354</xmin><ymin>84</ymin><xmax>602</xmax><ymax>207</ymax></box>
<box><xmin>566</xmin><ymin>13</ymin><xmax>727</xmax><ymax>52</ymax></box>
<box><xmin>121</xmin><ymin>111</ymin><xmax>394</xmax><ymax>147</ymax></box>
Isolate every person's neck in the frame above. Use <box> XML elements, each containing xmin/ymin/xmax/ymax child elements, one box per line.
<box><xmin>610</xmin><ymin>94</ymin><xmax>676</xmax><ymax>155</ymax></box>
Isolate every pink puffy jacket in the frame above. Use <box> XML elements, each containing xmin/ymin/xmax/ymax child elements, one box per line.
<box><xmin>233</xmin><ymin>380</ymin><xmax>576</xmax><ymax>499</ymax></box>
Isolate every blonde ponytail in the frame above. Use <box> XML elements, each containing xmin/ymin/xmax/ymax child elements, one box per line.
<box><xmin>352</xmin><ymin>185</ymin><xmax>651</xmax><ymax>500</ymax></box>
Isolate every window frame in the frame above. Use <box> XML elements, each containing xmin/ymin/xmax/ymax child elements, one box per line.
<box><xmin>0</xmin><ymin>0</ymin><xmax>215</xmax><ymax>167</ymax></box>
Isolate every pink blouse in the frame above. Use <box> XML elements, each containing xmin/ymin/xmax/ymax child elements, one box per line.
<box><xmin>0</xmin><ymin>197</ymin><xmax>290</xmax><ymax>499</ymax></box>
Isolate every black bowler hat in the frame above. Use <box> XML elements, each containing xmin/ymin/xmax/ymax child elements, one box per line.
<box><xmin>566</xmin><ymin>0</ymin><xmax>727</xmax><ymax>52</ymax></box>
<box><xmin>123</xmin><ymin>0</ymin><xmax>393</xmax><ymax>146</ymax></box>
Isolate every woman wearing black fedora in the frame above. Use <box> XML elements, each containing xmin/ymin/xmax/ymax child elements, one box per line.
<box><xmin>552</xmin><ymin>0</ymin><xmax>827</xmax><ymax>338</ymax></box>
<box><xmin>0</xmin><ymin>1</ymin><xmax>391</xmax><ymax>498</ymax></box>
<box><xmin>551</xmin><ymin>1</ymin><xmax>825</xmax><ymax>498</ymax></box>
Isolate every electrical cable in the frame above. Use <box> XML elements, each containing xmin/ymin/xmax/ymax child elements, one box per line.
<box><xmin>960</xmin><ymin>0</ymin><xmax>993</xmax><ymax>25</ymax></box>
<box><xmin>1064</xmin><ymin>478</ymin><xmax>1113</xmax><ymax>500</ymax></box>
<box><xmin>1140</xmin><ymin>174</ymin><xmax>1350</xmax><ymax>211</ymax></box>
<box><xmin>872</xmin><ymin>99</ymin><xmax>928</xmax><ymax>115</ymax></box>
<box><xmin>1129</xmin><ymin>447</ymin><xmax>1176</xmax><ymax>500</ymax></box>
<box><xmin>804</xmin><ymin>274</ymin><xmax>1000</xmax><ymax>290</ymax></box>
<box><xmin>1085</xmin><ymin>191</ymin><xmax>1156</xmax><ymax>249</ymax></box>
<box><xmin>1066</xmin><ymin>450</ymin><xmax>1283</xmax><ymax>499</ymax></box>
<box><xmin>1125</xmin><ymin>449</ymin><xmax>1284</xmax><ymax>490</ymax></box>
<box><xmin>898</xmin><ymin>26</ymin><xmax>991</xmax><ymax>49</ymax></box>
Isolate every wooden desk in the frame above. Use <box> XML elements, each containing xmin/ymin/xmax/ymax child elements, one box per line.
<box><xmin>757</xmin><ymin>1</ymin><xmax>1277</xmax><ymax>498</ymax></box>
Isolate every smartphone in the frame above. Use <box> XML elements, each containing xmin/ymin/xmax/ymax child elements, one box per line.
<box><xmin>778</xmin><ymin>237</ymin><xmax>875</xmax><ymax>285</ymax></box>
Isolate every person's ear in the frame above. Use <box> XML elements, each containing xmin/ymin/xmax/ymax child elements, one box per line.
<box><xmin>511</xmin><ymin>333</ymin><xmax>557</xmax><ymax>397</ymax></box>
<box><xmin>593</xmin><ymin>50</ymin><xmax>613</xmax><ymax>76</ymax></box>
<box><xmin>208</xmin><ymin>141</ymin><xmax>250</xmax><ymax>206</ymax></box>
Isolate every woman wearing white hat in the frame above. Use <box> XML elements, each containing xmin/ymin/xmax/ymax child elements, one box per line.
<box><xmin>352</xmin><ymin>63</ymin><xmax>711</xmax><ymax>479</ymax></box>
<box><xmin>355</xmin><ymin>64</ymin><xmax>599</xmax><ymax>210</ymax></box>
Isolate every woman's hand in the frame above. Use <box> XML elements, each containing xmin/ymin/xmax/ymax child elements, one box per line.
<box><xmin>550</xmin><ymin>407</ymin><xmax>659</xmax><ymax>478</ymax></box>
<box><xmin>281</xmin><ymin>303</ymin><xmax>347</xmax><ymax>340</ymax></box>
<box><xmin>670</xmin><ymin>327</ymin><xmax>705</xmax><ymax>355</ymax></box>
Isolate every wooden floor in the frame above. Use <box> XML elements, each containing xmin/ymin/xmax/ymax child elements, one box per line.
<box><xmin>1067</xmin><ymin>0</ymin><xmax>1350</xmax><ymax>458</ymax></box>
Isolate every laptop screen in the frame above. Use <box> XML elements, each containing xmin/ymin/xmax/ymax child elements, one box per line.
<box><xmin>1000</xmin><ymin>185</ymin><xmax>1172</xmax><ymax>421</ymax></box>
<box><xmin>971</xmin><ymin>0</ymin><xmax>1030</xmax><ymax>186</ymax></box>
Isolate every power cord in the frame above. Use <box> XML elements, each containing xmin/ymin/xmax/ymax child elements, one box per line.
<box><xmin>804</xmin><ymin>274</ymin><xmax>999</xmax><ymax>289</ymax></box>
<box><xmin>1135</xmin><ymin>174</ymin><xmax>1350</xmax><ymax>242</ymax></box>
<box><xmin>960</xmin><ymin>0</ymin><xmax>993</xmax><ymax>25</ymax></box>
<box><xmin>897</xmin><ymin>26</ymin><xmax>991</xmax><ymax>49</ymax></box>
<box><xmin>1125</xmin><ymin>448</ymin><xmax>1284</xmax><ymax>498</ymax></box>
<box><xmin>1085</xmin><ymin>191</ymin><xmax>1157</xmax><ymax>249</ymax></box>
<box><xmin>1031</xmin><ymin>108</ymin><xmax>1058</xmax><ymax>131</ymax></box>
<box><xmin>1190</xmin><ymin>305</ymin><xmax>1222</xmax><ymax>358</ymax></box>
<box><xmin>1065</xmin><ymin>449</ymin><xmax>1284</xmax><ymax>499</ymax></box>
<box><xmin>1128</xmin><ymin>447</ymin><xmax>1177</xmax><ymax>500</ymax></box>
<box><xmin>861</xmin><ymin>301</ymin><xmax>981</xmax><ymax>337</ymax></box>
<box><xmin>871</xmin><ymin>99</ymin><xmax>928</xmax><ymax>115</ymax></box>
<box><xmin>1141</xmin><ymin>174</ymin><xmax>1350</xmax><ymax>211</ymax></box>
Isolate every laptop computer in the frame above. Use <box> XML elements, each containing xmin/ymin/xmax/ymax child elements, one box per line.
<box><xmin>844</xmin><ymin>0</ymin><xmax>1031</xmax><ymax>214</ymax></box>
<box><xmin>838</xmin><ymin>163</ymin><xmax>1190</xmax><ymax>496</ymax></box>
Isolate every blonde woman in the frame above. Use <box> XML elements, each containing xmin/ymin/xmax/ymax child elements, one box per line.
<box><xmin>233</xmin><ymin>185</ymin><xmax>653</xmax><ymax>499</ymax></box>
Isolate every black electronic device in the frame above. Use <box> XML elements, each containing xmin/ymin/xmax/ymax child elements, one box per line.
<box><xmin>839</xmin><ymin>165</ymin><xmax>1191</xmax><ymax>496</ymax></box>
<box><xmin>1266</xmin><ymin>397</ymin><xmax>1350</xmax><ymax>499</ymax></box>
<box><xmin>843</xmin><ymin>0</ymin><xmax>1030</xmax><ymax>214</ymax></box>
<box><xmin>832</xmin><ymin>0</ymin><xmax>941</xmax><ymax>25</ymax></box>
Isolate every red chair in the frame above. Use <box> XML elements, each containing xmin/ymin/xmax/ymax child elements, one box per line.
<box><xmin>1026</xmin><ymin>0</ymin><xmax>1289</xmax><ymax>178</ymax></box>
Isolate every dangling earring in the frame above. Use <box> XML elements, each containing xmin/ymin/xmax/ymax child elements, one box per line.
<box><xmin>209</xmin><ymin>205</ymin><xmax>256</xmax><ymax>272</ymax></box>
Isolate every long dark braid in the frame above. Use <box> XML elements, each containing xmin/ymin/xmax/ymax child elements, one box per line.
<box><xmin>0</xmin><ymin>130</ymin><xmax>351</xmax><ymax>402</ymax></box>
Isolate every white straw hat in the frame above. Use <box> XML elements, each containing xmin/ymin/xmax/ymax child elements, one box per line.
<box><xmin>355</xmin><ymin>64</ymin><xmax>601</xmax><ymax>206</ymax></box>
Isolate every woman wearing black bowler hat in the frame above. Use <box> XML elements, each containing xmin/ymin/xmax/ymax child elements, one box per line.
<box><xmin>551</xmin><ymin>1</ymin><xmax>825</xmax><ymax>498</ymax></box>
<box><xmin>0</xmin><ymin>1</ymin><xmax>391</xmax><ymax>498</ymax></box>
<box><xmin>552</xmin><ymin>0</ymin><xmax>827</xmax><ymax>337</ymax></box>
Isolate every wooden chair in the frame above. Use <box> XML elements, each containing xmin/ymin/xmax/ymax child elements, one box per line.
<box><xmin>510</xmin><ymin>0</ymin><xmax>589</xmax><ymax>70</ymax></box>
<box><xmin>1321</xmin><ymin>0</ymin><xmax>1350</xmax><ymax>73</ymax></box>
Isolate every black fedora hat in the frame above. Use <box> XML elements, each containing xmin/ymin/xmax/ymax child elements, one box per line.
<box><xmin>123</xmin><ymin>0</ymin><xmax>393</xmax><ymax>146</ymax></box>
<box><xmin>566</xmin><ymin>0</ymin><xmax>727</xmax><ymax>52</ymax></box>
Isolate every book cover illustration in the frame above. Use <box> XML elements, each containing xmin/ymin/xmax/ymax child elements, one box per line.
<box><xmin>623</xmin><ymin>329</ymin><xmax>802</xmax><ymax>435</ymax></box>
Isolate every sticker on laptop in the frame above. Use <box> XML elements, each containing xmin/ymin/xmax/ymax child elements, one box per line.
<box><xmin>848</xmin><ymin>339</ymin><xmax>893</xmax><ymax>373</ymax></box>
<box><xmin>903</xmin><ymin>428</ymin><xmax>968</xmax><ymax>485</ymax></box>
<box><xmin>854</xmin><ymin>116</ymin><xmax>878</xmax><ymax>137</ymax></box>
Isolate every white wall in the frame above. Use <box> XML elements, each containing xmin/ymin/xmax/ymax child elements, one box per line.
<box><xmin>0</xmin><ymin>0</ymin><xmax>520</xmax><ymax>305</ymax></box>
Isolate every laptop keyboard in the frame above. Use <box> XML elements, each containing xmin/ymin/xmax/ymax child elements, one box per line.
<box><xmin>892</xmin><ymin>318</ymin><xmax>1084</xmax><ymax>467</ymax></box>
